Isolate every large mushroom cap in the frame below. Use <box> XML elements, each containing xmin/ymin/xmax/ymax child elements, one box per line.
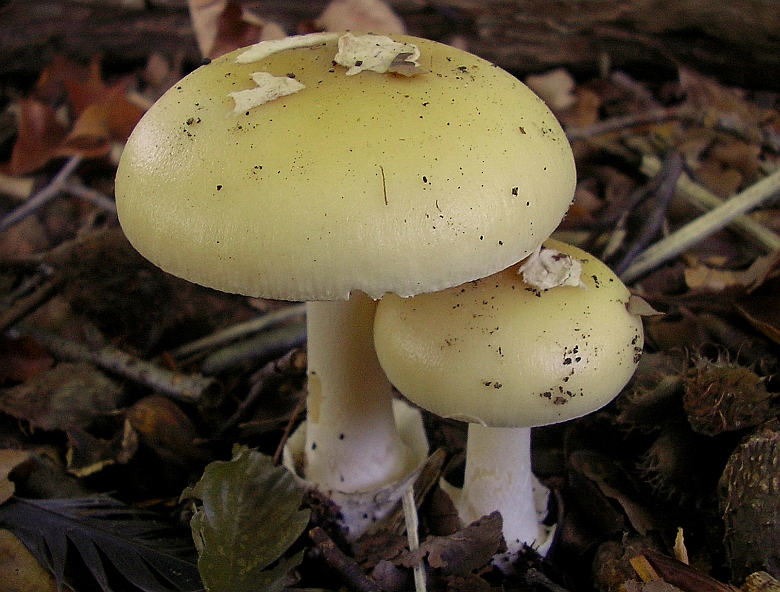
<box><xmin>116</xmin><ymin>33</ymin><xmax>575</xmax><ymax>301</ymax></box>
<box><xmin>374</xmin><ymin>239</ymin><xmax>644</xmax><ymax>427</ymax></box>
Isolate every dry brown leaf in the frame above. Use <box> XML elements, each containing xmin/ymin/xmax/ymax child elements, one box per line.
<box><xmin>736</xmin><ymin>275</ymin><xmax>780</xmax><ymax>344</ymax></box>
<box><xmin>526</xmin><ymin>68</ymin><xmax>577</xmax><ymax>111</ymax></box>
<box><xmin>0</xmin><ymin>361</ymin><xmax>123</xmax><ymax>432</ymax></box>
<box><xmin>400</xmin><ymin>511</ymin><xmax>503</xmax><ymax>576</ymax></box>
<box><xmin>209</xmin><ymin>0</ymin><xmax>264</xmax><ymax>59</ymax></box>
<box><xmin>126</xmin><ymin>395</ymin><xmax>211</xmax><ymax>464</ymax></box>
<box><xmin>710</xmin><ymin>140</ymin><xmax>762</xmax><ymax>180</ymax></box>
<box><xmin>31</xmin><ymin>55</ymin><xmax>90</xmax><ymax>105</ymax></box>
<box><xmin>315</xmin><ymin>0</ymin><xmax>406</xmax><ymax>34</ymax></box>
<box><xmin>569</xmin><ymin>450</ymin><xmax>664</xmax><ymax>536</ymax></box>
<box><xmin>63</xmin><ymin>55</ymin><xmax>107</xmax><ymax>118</ymax></box>
<box><xmin>9</xmin><ymin>98</ymin><xmax>69</xmax><ymax>175</ymax></box>
<box><xmin>0</xmin><ymin>529</ymin><xmax>58</xmax><ymax>592</ymax></box>
<box><xmin>66</xmin><ymin>419</ymin><xmax>138</xmax><ymax>477</ymax></box>
<box><xmin>58</xmin><ymin>84</ymin><xmax>144</xmax><ymax>158</ymax></box>
<box><xmin>0</xmin><ymin>335</ymin><xmax>53</xmax><ymax>383</ymax></box>
<box><xmin>0</xmin><ymin>449</ymin><xmax>32</xmax><ymax>504</ymax></box>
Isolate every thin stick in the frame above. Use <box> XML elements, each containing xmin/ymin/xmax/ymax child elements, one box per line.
<box><xmin>0</xmin><ymin>274</ymin><xmax>62</xmax><ymax>333</ymax></box>
<box><xmin>640</xmin><ymin>154</ymin><xmax>780</xmax><ymax>252</ymax></box>
<box><xmin>170</xmin><ymin>303</ymin><xmax>306</xmax><ymax>358</ymax></box>
<box><xmin>0</xmin><ymin>155</ymin><xmax>83</xmax><ymax>232</ymax></box>
<box><xmin>309</xmin><ymin>527</ymin><xmax>383</xmax><ymax>592</ymax></box>
<box><xmin>621</xmin><ymin>168</ymin><xmax>780</xmax><ymax>283</ymax></box>
<box><xmin>62</xmin><ymin>180</ymin><xmax>117</xmax><ymax>214</ymax></box>
<box><xmin>525</xmin><ymin>568</ymin><xmax>572</xmax><ymax>592</ymax></box>
<box><xmin>23</xmin><ymin>326</ymin><xmax>215</xmax><ymax>403</ymax></box>
<box><xmin>218</xmin><ymin>347</ymin><xmax>307</xmax><ymax>437</ymax></box>
<box><xmin>565</xmin><ymin>106</ymin><xmax>681</xmax><ymax>142</ymax></box>
<box><xmin>199</xmin><ymin>319</ymin><xmax>306</xmax><ymax>374</ymax></box>
<box><xmin>612</xmin><ymin>152</ymin><xmax>683</xmax><ymax>275</ymax></box>
<box><xmin>403</xmin><ymin>485</ymin><xmax>427</xmax><ymax>592</ymax></box>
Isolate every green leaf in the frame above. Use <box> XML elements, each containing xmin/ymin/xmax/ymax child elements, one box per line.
<box><xmin>181</xmin><ymin>448</ymin><xmax>310</xmax><ymax>592</ymax></box>
<box><xmin>0</xmin><ymin>495</ymin><xmax>202</xmax><ymax>592</ymax></box>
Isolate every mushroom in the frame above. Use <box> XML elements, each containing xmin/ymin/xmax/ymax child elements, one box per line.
<box><xmin>114</xmin><ymin>32</ymin><xmax>575</xmax><ymax>529</ymax></box>
<box><xmin>374</xmin><ymin>239</ymin><xmax>644</xmax><ymax>560</ymax></box>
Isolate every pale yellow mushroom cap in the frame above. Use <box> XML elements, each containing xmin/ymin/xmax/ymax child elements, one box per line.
<box><xmin>115</xmin><ymin>33</ymin><xmax>576</xmax><ymax>301</ymax></box>
<box><xmin>374</xmin><ymin>239</ymin><xmax>644</xmax><ymax>427</ymax></box>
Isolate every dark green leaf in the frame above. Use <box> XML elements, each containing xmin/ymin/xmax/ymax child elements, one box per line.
<box><xmin>0</xmin><ymin>495</ymin><xmax>202</xmax><ymax>592</ymax></box>
<box><xmin>181</xmin><ymin>447</ymin><xmax>310</xmax><ymax>592</ymax></box>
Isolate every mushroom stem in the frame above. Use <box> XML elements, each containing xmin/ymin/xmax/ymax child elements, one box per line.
<box><xmin>458</xmin><ymin>424</ymin><xmax>552</xmax><ymax>556</ymax></box>
<box><xmin>304</xmin><ymin>292</ymin><xmax>412</xmax><ymax>492</ymax></box>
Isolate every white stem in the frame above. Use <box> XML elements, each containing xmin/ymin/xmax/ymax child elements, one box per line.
<box><xmin>459</xmin><ymin>424</ymin><xmax>550</xmax><ymax>554</ymax></box>
<box><xmin>304</xmin><ymin>292</ymin><xmax>411</xmax><ymax>492</ymax></box>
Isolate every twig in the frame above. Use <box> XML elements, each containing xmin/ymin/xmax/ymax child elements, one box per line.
<box><xmin>565</xmin><ymin>106</ymin><xmax>681</xmax><ymax>142</ymax></box>
<box><xmin>403</xmin><ymin>485</ymin><xmax>427</xmax><ymax>592</ymax></box>
<box><xmin>640</xmin><ymin>154</ymin><xmax>780</xmax><ymax>252</ymax></box>
<box><xmin>621</xmin><ymin>168</ymin><xmax>780</xmax><ymax>283</ymax></box>
<box><xmin>272</xmin><ymin>394</ymin><xmax>306</xmax><ymax>466</ymax></box>
<box><xmin>0</xmin><ymin>273</ymin><xmax>62</xmax><ymax>333</ymax></box>
<box><xmin>218</xmin><ymin>347</ymin><xmax>307</xmax><ymax>437</ymax></box>
<box><xmin>309</xmin><ymin>527</ymin><xmax>383</xmax><ymax>592</ymax></box>
<box><xmin>62</xmin><ymin>180</ymin><xmax>117</xmax><ymax>214</ymax></box>
<box><xmin>200</xmin><ymin>319</ymin><xmax>306</xmax><ymax>374</ymax></box>
<box><xmin>612</xmin><ymin>152</ymin><xmax>683</xmax><ymax>275</ymax></box>
<box><xmin>170</xmin><ymin>303</ymin><xmax>306</xmax><ymax>359</ymax></box>
<box><xmin>525</xmin><ymin>568</ymin><xmax>572</xmax><ymax>592</ymax></box>
<box><xmin>0</xmin><ymin>155</ymin><xmax>83</xmax><ymax>232</ymax></box>
<box><xmin>21</xmin><ymin>326</ymin><xmax>216</xmax><ymax>403</ymax></box>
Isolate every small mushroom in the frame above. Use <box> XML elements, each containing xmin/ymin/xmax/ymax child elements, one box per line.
<box><xmin>115</xmin><ymin>33</ymin><xmax>575</xmax><ymax>534</ymax></box>
<box><xmin>374</xmin><ymin>239</ymin><xmax>644</xmax><ymax>561</ymax></box>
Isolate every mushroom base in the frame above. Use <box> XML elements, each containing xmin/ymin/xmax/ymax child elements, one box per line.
<box><xmin>283</xmin><ymin>398</ymin><xmax>429</xmax><ymax>540</ymax></box>
<box><xmin>441</xmin><ymin>424</ymin><xmax>553</xmax><ymax>568</ymax></box>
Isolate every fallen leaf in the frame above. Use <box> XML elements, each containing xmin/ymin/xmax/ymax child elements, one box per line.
<box><xmin>63</xmin><ymin>55</ymin><xmax>107</xmax><ymax>118</ymax></box>
<box><xmin>0</xmin><ymin>450</ymin><xmax>32</xmax><ymax>504</ymax></box>
<box><xmin>400</xmin><ymin>511</ymin><xmax>503</xmax><ymax>576</ymax></box>
<box><xmin>526</xmin><ymin>68</ymin><xmax>577</xmax><ymax>111</ymax></box>
<box><xmin>181</xmin><ymin>447</ymin><xmax>310</xmax><ymax>592</ymax></box>
<box><xmin>0</xmin><ymin>335</ymin><xmax>53</xmax><ymax>383</ymax></box>
<box><xmin>66</xmin><ymin>419</ymin><xmax>138</xmax><ymax>478</ymax></box>
<box><xmin>9</xmin><ymin>99</ymin><xmax>68</xmax><ymax>175</ymax></box>
<box><xmin>0</xmin><ymin>361</ymin><xmax>122</xmax><ymax>432</ymax></box>
<box><xmin>0</xmin><ymin>529</ymin><xmax>57</xmax><ymax>592</ymax></box>
<box><xmin>315</xmin><ymin>0</ymin><xmax>406</xmax><ymax>34</ymax></box>
<box><xmin>126</xmin><ymin>395</ymin><xmax>210</xmax><ymax>464</ymax></box>
<box><xmin>569</xmin><ymin>450</ymin><xmax>664</xmax><ymax>536</ymax></box>
<box><xmin>736</xmin><ymin>275</ymin><xmax>780</xmax><ymax>344</ymax></box>
<box><xmin>58</xmin><ymin>83</ymin><xmax>145</xmax><ymax>158</ymax></box>
<box><xmin>209</xmin><ymin>0</ymin><xmax>264</xmax><ymax>59</ymax></box>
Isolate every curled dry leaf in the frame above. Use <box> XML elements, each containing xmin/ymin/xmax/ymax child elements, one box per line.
<box><xmin>315</xmin><ymin>0</ymin><xmax>406</xmax><ymax>35</ymax></box>
<box><xmin>399</xmin><ymin>511</ymin><xmax>503</xmax><ymax>577</ymax></box>
<box><xmin>9</xmin><ymin>99</ymin><xmax>68</xmax><ymax>176</ymax></box>
<box><xmin>0</xmin><ymin>361</ymin><xmax>123</xmax><ymax>432</ymax></box>
<box><xmin>126</xmin><ymin>395</ymin><xmax>211</xmax><ymax>465</ymax></box>
<box><xmin>0</xmin><ymin>449</ymin><xmax>32</xmax><ymax>504</ymax></box>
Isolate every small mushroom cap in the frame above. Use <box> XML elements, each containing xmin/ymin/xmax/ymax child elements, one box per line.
<box><xmin>374</xmin><ymin>239</ymin><xmax>644</xmax><ymax>427</ymax></box>
<box><xmin>115</xmin><ymin>33</ymin><xmax>575</xmax><ymax>301</ymax></box>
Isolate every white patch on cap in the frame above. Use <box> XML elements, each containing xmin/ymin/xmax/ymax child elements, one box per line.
<box><xmin>229</xmin><ymin>72</ymin><xmax>305</xmax><ymax>113</ymax></box>
<box><xmin>333</xmin><ymin>32</ymin><xmax>420</xmax><ymax>76</ymax></box>
<box><xmin>519</xmin><ymin>245</ymin><xmax>584</xmax><ymax>291</ymax></box>
<box><xmin>236</xmin><ymin>32</ymin><xmax>339</xmax><ymax>64</ymax></box>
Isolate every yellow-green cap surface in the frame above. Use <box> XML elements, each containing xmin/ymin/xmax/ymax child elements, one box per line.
<box><xmin>116</xmin><ymin>33</ymin><xmax>575</xmax><ymax>300</ymax></box>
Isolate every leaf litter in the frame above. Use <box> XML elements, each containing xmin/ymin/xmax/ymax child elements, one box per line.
<box><xmin>1</xmin><ymin>2</ymin><xmax>780</xmax><ymax>591</ymax></box>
